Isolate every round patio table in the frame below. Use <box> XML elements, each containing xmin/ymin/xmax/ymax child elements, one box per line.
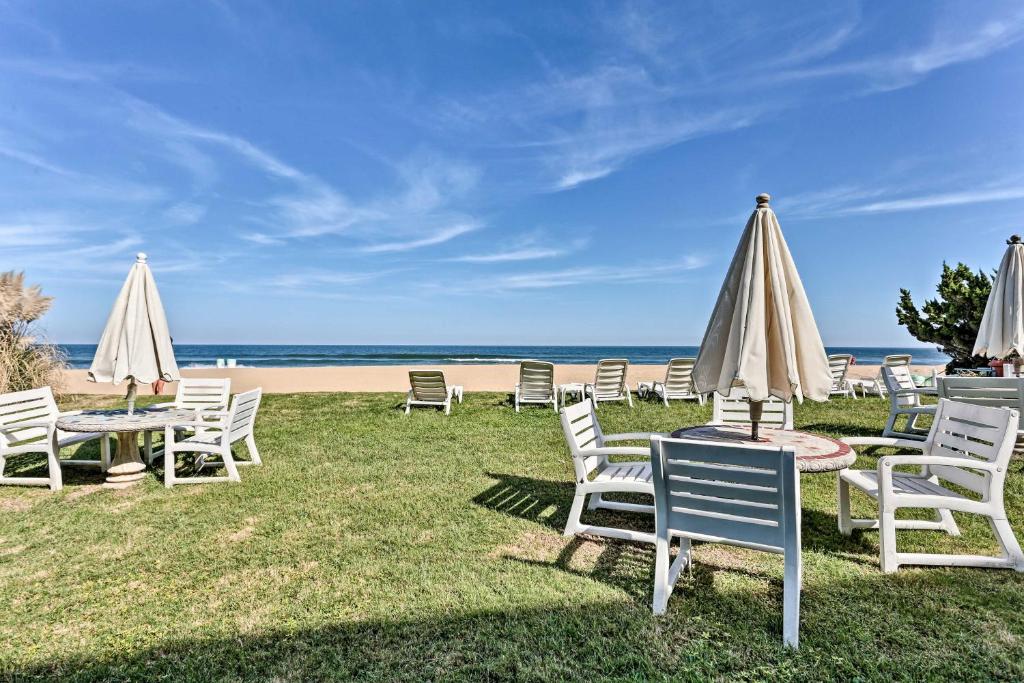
<box><xmin>56</xmin><ymin>408</ymin><xmax>195</xmax><ymax>489</ymax></box>
<box><xmin>669</xmin><ymin>424</ymin><xmax>856</xmax><ymax>473</ymax></box>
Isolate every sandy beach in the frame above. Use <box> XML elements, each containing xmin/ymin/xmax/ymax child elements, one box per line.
<box><xmin>60</xmin><ymin>363</ymin><xmax>945</xmax><ymax>395</ymax></box>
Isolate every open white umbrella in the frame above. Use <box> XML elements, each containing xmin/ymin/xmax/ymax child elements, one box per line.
<box><xmin>88</xmin><ymin>253</ymin><xmax>179</xmax><ymax>413</ymax></box>
<box><xmin>692</xmin><ymin>193</ymin><xmax>832</xmax><ymax>439</ymax></box>
<box><xmin>974</xmin><ymin>235</ymin><xmax>1024</xmax><ymax>364</ymax></box>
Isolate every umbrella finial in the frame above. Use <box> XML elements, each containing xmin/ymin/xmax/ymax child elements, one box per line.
<box><xmin>756</xmin><ymin>193</ymin><xmax>771</xmax><ymax>208</ymax></box>
<box><xmin>136</xmin><ymin>252</ymin><xmax>148</xmax><ymax>263</ymax></box>
<box><xmin>1008</xmin><ymin>235</ymin><xmax>1021</xmax><ymax>245</ymax></box>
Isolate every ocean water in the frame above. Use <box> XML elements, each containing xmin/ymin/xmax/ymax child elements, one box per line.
<box><xmin>59</xmin><ymin>344</ymin><xmax>950</xmax><ymax>369</ymax></box>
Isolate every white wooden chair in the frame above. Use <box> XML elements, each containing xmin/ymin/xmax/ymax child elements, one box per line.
<box><xmin>880</xmin><ymin>364</ymin><xmax>936</xmax><ymax>440</ymax></box>
<box><xmin>650</xmin><ymin>436</ymin><xmax>801</xmax><ymax>647</ymax></box>
<box><xmin>637</xmin><ymin>358</ymin><xmax>704</xmax><ymax>406</ymax></box>
<box><xmin>405</xmin><ymin>371</ymin><xmax>463</xmax><ymax>415</ymax></box>
<box><xmin>712</xmin><ymin>387</ymin><xmax>793</xmax><ymax>430</ymax></box>
<box><xmin>938</xmin><ymin>376</ymin><xmax>1024</xmax><ymax>449</ymax></box>
<box><xmin>0</xmin><ymin>387</ymin><xmax>111</xmax><ymax>491</ymax></box>
<box><xmin>850</xmin><ymin>354</ymin><xmax>911</xmax><ymax>398</ymax></box>
<box><xmin>839</xmin><ymin>398</ymin><xmax>1023</xmax><ymax>573</ymax></box>
<box><xmin>163</xmin><ymin>388</ymin><xmax>263</xmax><ymax>486</ymax></box>
<box><xmin>147</xmin><ymin>377</ymin><xmax>231</xmax><ymax>462</ymax></box>
<box><xmin>515</xmin><ymin>360</ymin><xmax>557</xmax><ymax>413</ymax></box>
<box><xmin>585</xmin><ymin>358</ymin><xmax>633</xmax><ymax>408</ymax></box>
<box><xmin>828</xmin><ymin>354</ymin><xmax>857</xmax><ymax>399</ymax></box>
<box><xmin>560</xmin><ymin>399</ymin><xmax>665</xmax><ymax>543</ymax></box>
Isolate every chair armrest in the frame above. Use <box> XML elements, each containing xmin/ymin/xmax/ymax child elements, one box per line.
<box><xmin>603</xmin><ymin>432</ymin><xmax>668</xmax><ymax>443</ymax></box>
<box><xmin>894</xmin><ymin>387</ymin><xmax>936</xmax><ymax>397</ymax></box>
<box><xmin>582</xmin><ymin>446</ymin><xmax>651</xmax><ymax>457</ymax></box>
<box><xmin>0</xmin><ymin>420</ymin><xmax>55</xmax><ymax>437</ymax></box>
<box><xmin>842</xmin><ymin>436</ymin><xmax>926</xmax><ymax>451</ymax></box>
<box><xmin>878</xmin><ymin>455</ymin><xmax>1000</xmax><ymax>473</ymax></box>
<box><xmin>167</xmin><ymin>420</ymin><xmax>227</xmax><ymax>430</ymax></box>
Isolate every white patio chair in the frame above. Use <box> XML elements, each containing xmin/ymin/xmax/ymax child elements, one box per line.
<box><xmin>828</xmin><ymin>354</ymin><xmax>857</xmax><ymax>399</ymax></box>
<box><xmin>839</xmin><ymin>398</ymin><xmax>1024</xmax><ymax>573</ymax></box>
<box><xmin>405</xmin><ymin>371</ymin><xmax>463</xmax><ymax>415</ymax></box>
<box><xmin>650</xmin><ymin>435</ymin><xmax>801</xmax><ymax>647</ymax></box>
<box><xmin>850</xmin><ymin>354</ymin><xmax>911</xmax><ymax>398</ymax></box>
<box><xmin>0</xmin><ymin>387</ymin><xmax>111</xmax><ymax>491</ymax></box>
<box><xmin>637</xmin><ymin>358</ymin><xmax>704</xmax><ymax>406</ymax></box>
<box><xmin>585</xmin><ymin>358</ymin><xmax>633</xmax><ymax>408</ymax></box>
<box><xmin>163</xmin><ymin>388</ymin><xmax>263</xmax><ymax>486</ymax></box>
<box><xmin>146</xmin><ymin>377</ymin><xmax>231</xmax><ymax>462</ymax></box>
<box><xmin>880</xmin><ymin>364</ymin><xmax>936</xmax><ymax>440</ymax></box>
<box><xmin>560</xmin><ymin>399</ymin><xmax>665</xmax><ymax>543</ymax></box>
<box><xmin>712</xmin><ymin>387</ymin><xmax>793</xmax><ymax>430</ymax></box>
<box><xmin>938</xmin><ymin>376</ymin><xmax>1024</xmax><ymax>449</ymax></box>
<box><xmin>515</xmin><ymin>360</ymin><xmax>557</xmax><ymax>413</ymax></box>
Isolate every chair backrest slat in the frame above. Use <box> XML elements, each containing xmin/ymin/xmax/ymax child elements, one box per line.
<box><xmin>175</xmin><ymin>378</ymin><xmax>231</xmax><ymax>411</ymax></box>
<box><xmin>0</xmin><ymin>387</ymin><xmax>59</xmax><ymax>446</ymax></box>
<box><xmin>828</xmin><ymin>354</ymin><xmax>853</xmax><ymax>389</ymax></box>
<box><xmin>712</xmin><ymin>387</ymin><xmax>793</xmax><ymax>430</ymax></box>
<box><xmin>652</xmin><ymin>437</ymin><xmax>798</xmax><ymax>554</ymax></box>
<box><xmin>409</xmin><ymin>371</ymin><xmax>449</xmax><ymax>402</ymax></box>
<box><xmin>519</xmin><ymin>360</ymin><xmax>554</xmax><ymax>400</ymax></box>
<box><xmin>593</xmin><ymin>359</ymin><xmax>629</xmax><ymax>397</ymax></box>
<box><xmin>937</xmin><ymin>376</ymin><xmax>1024</xmax><ymax>412</ymax></box>
<box><xmin>228</xmin><ymin>388</ymin><xmax>263</xmax><ymax>442</ymax></box>
<box><xmin>663</xmin><ymin>358</ymin><xmax>696</xmax><ymax>395</ymax></box>
<box><xmin>924</xmin><ymin>399</ymin><xmax>1018</xmax><ymax>495</ymax></box>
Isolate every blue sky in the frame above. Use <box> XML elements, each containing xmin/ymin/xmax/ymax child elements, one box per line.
<box><xmin>3</xmin><ymin>1</ymin><xmax>1023</xmax><ymax>346</ymax></box>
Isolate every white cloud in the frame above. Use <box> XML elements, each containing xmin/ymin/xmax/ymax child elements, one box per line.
<box><xmin>359</xmin><ymin>222</ymin><xmax>480</xmax><ymax>254</ymax></box>
<box><xmin>448</xmin><ymin>255</ymin><xmax>708</xmax><ymax>292</ymax></box>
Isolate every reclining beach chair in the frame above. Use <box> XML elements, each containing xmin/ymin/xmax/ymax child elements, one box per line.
<box><xmin>515</xmin><ymin>360</ymin><xmax>557</xmax><ymax>412</ymax></box>
<box><xmin>650</xmin><ymin>435</ymin><xmax>801</xmax><ymax>647</ymax></box>
<box><xmin>585</xmin><ymin>358</ymin><xmax>632</xmax><ymax>408</ymax></box>
<box><xmin>828</xmin><ymin>354</ymin><xmax>857</xmax><ymax>399</ymax></box>
<box><xmin>711</xmin><ymin>387</ymin><xmax>793</xmax><ymax>430</ymax></box>
<box><xmin>560</xmin><ymin>399</ymin><xmax>664</xmax><ymax>543</ymax></box>
<box><xmin>637</xmin><ymin>358</ymin><xmax>704</xmax><ymax>406</ymax></box>
<box><xmin>0</xmin><ymin>387</ymin><xmax>111</xmax><ymax>491</ymax></box>
<box><xmin>405</xmin><ymin>371</ymin><xmax>463</xmax><ymax>415</ymax></box>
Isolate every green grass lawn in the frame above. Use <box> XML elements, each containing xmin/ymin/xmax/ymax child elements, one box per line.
<box><xmin>2</xmin><ymin>392</ymin><xmax>1024</xmax><ymax>681</ymax></box>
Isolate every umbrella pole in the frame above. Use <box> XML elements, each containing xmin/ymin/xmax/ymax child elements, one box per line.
<box><xmin>126</xmin><ymin>378</ymin><xmax>137</xmax><ymax>416</ymax></box>
<box><xmin>749</xmin><ymin>399</ymin><xmax>763</xmax><ymax>441</ymax></box>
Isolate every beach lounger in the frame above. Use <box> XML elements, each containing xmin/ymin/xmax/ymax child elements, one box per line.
<box><xmin>637</xmin><ymin>357</ymin><xmax>704</xmax><ymax>406</ymax></box>
<box><xmin>828</xmin><ymin>354</ymin><xmax>857</xmax><ymax>399</ymax></box>
<box><xmin>0</xmin><ymin>387</ymin><xmax>111</xmax><ymax>491</ymax></box>
<box><xmin>515</xmin><ymin>360</ymin><xmax>557</xmax><ymax>412</ymax></box>
<box><xmin>585</xmin><ymin>358</ymin><xmax>633</xmax><ymax>408</ymax></box>
<box><xmin>405</xmin><ymin>371</ymin><xmax>463</xmax><ymax>415</ymax></box>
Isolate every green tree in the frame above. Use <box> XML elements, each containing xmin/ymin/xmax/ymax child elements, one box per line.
<box><xmin>896</xmin><ymin>262</ymin><xmax>993</xmax><ymax>372</ymax></box>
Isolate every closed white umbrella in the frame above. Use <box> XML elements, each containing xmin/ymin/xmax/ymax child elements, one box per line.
<box><xmin>88</xmin><ymin>253</ymin><xmax>179</xmax><ymax>413</ymax></box>
<box><xmin>692</xmin><ymin>193</ymin><xmax>832</xmax><ymax>439</ymax></box>
<box><xmin>974</xmin><ymin>235</ymin><xmax>1024</xmax><ymax>362</ymax></box>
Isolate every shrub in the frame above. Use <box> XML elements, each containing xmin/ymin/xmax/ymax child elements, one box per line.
<box><xmin>896</xmin><ymin>262</ymin><xmax>992</xmax><ymax>373</ymax></box>
<box><xmin>0</xmin><ymin>272</ymin><xmax>66</xmax><ymax>394</ymax></box>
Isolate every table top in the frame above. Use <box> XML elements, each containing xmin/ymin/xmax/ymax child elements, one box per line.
<box><xmin>670</xmin><ymin>424</ymin><xmax>856</xmax><ymax>473</ymax></box>
<box><xmin>56</xmin><ymin>408</ymin><xmax>197</xmax><ymax>433</ymax></box>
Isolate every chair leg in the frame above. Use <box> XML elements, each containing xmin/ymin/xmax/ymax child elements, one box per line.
<box><xmin>164</xmin><ymin>447</ymin><xmax>176</xmax><ymax>488</ymax></box>
<box><xmin>837</xmin><ymin>477</ymin><xmax>852</xmax><ymax>536</ymax></box>
<box><xmin>652</xmin><ymin>532</ymin><xmax>672</xmax><ymax>615</ymax></box>
<box><xmin>782</xmin><ymin>549</ymin><xmax>801</xmax><ymax>648</ymax></box>
<box><xmin>100</xmin><ymin>435</ymin><xmax>111</xmax><ymax>472</ymax></box>
<box><xmin>934</xmin><ymin>508</ymin><xmax>961</xmax><ymax>537</ymax></box>
<box><xmin>588</xmin><ymin>492</ymin><xmax>604</xmax><ymax>510</ymax></box>
<box><xmin>223</xmin><ymin>447</ymin><xmax>241</xmax><ymax>483</ymax></box>
<box><xmin>564</xmin><ymin>492</ymin><xmax>586</xmax><ymax>536</ymax></box>
<box><xmin>626</xmin><ymin>390</ymin><xmax>633</xmax><ymax>407</ymax></box>
<box><xmin>143</xmin><ymin>431</ymin><xmax>153</xmax><ymax>464</ymax></box>
<box><xmin>882</xmin><ymin>408</ymin><xmax>899</xmax><ymax>438</ymax></box>
<box><xmin>991</xmin><ymin>516</ymin><xmax>1024</xmax><ymax>571</ymax></box>
<box><xmin>46</xmin><ymin>438</ymin><xmax>62</xmax><ymax>492</ymax></box>
<box><xmin>244</xmin><ymin>434</ymin><xmax>262</xmax><ymax>465</ymax></box>
<box><xmin>880</xmin><ymin>510</ymin><xmax>899</xmax><ymax>572</ymax></box>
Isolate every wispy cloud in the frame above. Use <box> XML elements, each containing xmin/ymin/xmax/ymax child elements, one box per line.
<box><xmin>783</xmin><ymin>180</ymin><xmax>1024</xmax><ymax>219</ymax></box>
<box><xmin>450</xmin><ymin>235</ymin><xmax>588</xmax><ymax>263</ymax></box>
<box><xmin>359</xmin><ymin>222</ymin><xmax>479</xmax><ymax>254</ymax></box>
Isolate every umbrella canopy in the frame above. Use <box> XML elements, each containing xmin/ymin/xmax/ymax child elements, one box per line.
<box><xmin>692</xmin><ymin>193</ymin><xmax>832</xmax><ymax>404</ymax></box>
<box><xmin>973</xmin><ymin>235</ymin><xmax>1024</xmax><ymax>359</ymax></box>
<box><xmin>88</xmin><ymin>253</ymin><xmax>179</xmax><ymax>386</ymax></box>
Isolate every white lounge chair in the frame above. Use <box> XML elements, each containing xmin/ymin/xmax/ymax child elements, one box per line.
<box><xmin>515</xmin><ymin>360</ymin><xmax>557</xmax><ymax>413</ymax></box>
<box><xmin>828</xmin><ymin>354</ymin><xmax>857</xmax><ymax>399</ymax></box>
<box><xmin>0</xmin><ymin>387</ymin><xmax>111</xmax><ymax>491</ymax></box>
<box><xmin>850</xmin><ymin>354</ymin><xmax>911</xmax><ymax>398</ymax></box>
<box><xmin>650</xmin><ymin>435</ymin><xmax>801</xmax><ymax>648</ymax></box>
<box><xmin>405</xmin><ymin>371</ymin><xmax>463</xmax><ymax>415</ymax></box>
<box><xmin>839</xmin><ymin>398</ymin><xmax>1023</xmax><ymax>573</ymax></box>
<box><xmin>880</xmin><ymin>364</ymin><xmax>936</xmax><ymax>440</ymax></box>
<box><xmin>712</xmin><ymin>387</ymin><xmax>793</xmax><ymax>430</ymax></box>
<box><xmin>163</xmin><ymin>388</ymin><xmax>263</xmax><ymax>487</ymax></box>
<box><xmin>585</xmin><ymin>358</ymin><xmax>633</xmax><ymax>408</ymax></box>
<box><xmin>560</xmin><ymin>399</ymin><xmax>664</xmax><ymax>543</ymax></box>
<box><xmin>638</xmin><ymin>358</ymin><xmax>704</xmax><ymax>406</ymax></box>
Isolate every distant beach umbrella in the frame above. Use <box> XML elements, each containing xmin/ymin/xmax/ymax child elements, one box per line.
<box><xmin>692</xmin><ymin>193</ymin><xmax>832</xmax><ymax>439</ymax></box>
<box><xmin>88</xmin><ymin>253</ymin><xmax>179</xmax><ymax>413</ymax></box>
<box><xmin>974</xmin><ymin>235</ymin><xmax>1024</xmax><ymax>360</ymax></box>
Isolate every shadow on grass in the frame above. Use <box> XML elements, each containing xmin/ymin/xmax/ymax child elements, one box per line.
<box><xmin>13</xmin><ymin>567</ymin><xmax>1024</xmax><ymax>681</ymax></box>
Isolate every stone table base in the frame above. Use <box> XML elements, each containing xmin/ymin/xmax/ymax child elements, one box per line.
<box><xmin>103</xmin><ymin>431</ymin><xmax>147</xmax><ymax>489</ymax></box>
